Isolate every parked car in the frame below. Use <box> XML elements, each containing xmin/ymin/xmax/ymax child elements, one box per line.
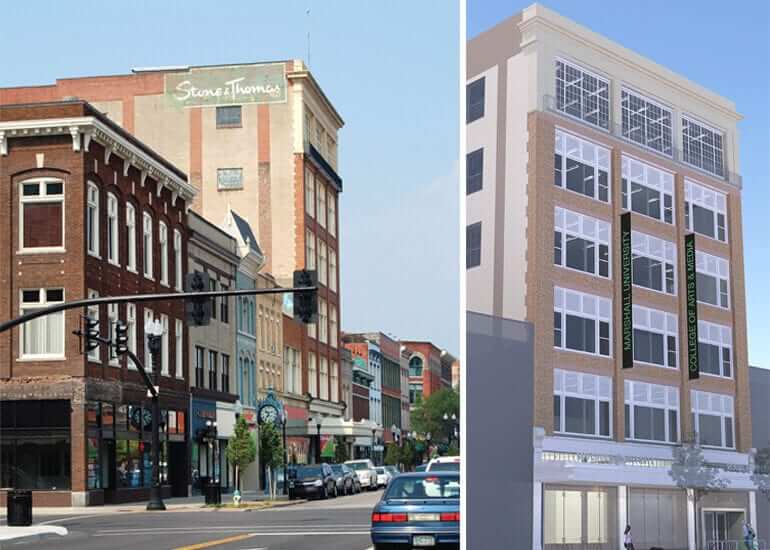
<box><xmin>330</xmin><ymin>463</ymin><xmax>357</xmax><ymax>496</ymax></box>
<box><xmin>350</xmin><ymin>468</ymin><xmax>363</xmax><ymax>494</ymax></box>
<box><xmin>370</xmin><ymin>472</ymin><xmax>460</xmax><ymax>549</ymax></box>
<box><xmin>287</xmin><ymin>463</ymin><xmax>337</xmax><ymax>500</ymax></box>
<box><xmin>375</xmin><ymin>467</ymin><xmax>392</xmax><ymax>488</ymax></box>
<box><xmin>426</xmin><ymin>455</ymin><xmax>460</xmax><ymax>472</ymax></box>
<box><xmin>344</xmin><ymin>459</ymin><xmax>378</xmax><ymax>491</ymax></box>
<box><xmin>415</xmin><ymin>463</ymin><xmax>428</xmax><ymax>472</ymax></box>
<box><xmin>385</xmin><ymin>465</ymin><xmax>400</xmax><ymax>479</ymax></box>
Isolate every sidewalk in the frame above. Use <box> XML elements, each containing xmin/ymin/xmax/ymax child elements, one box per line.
<box><xmin>0</xmin><ymin>525</ymin><xmax>68</xmax><ymax>543</ymax></box>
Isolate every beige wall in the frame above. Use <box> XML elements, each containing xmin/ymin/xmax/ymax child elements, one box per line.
<box><xmin>255</xmin><ymin>273</ymin><xmax>283</xmax><ymax>395</ymax></box>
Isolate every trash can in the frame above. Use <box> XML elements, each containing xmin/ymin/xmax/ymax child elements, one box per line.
<box><xmin>205</xmin><ymin>481</ymin><xmax>221</xmax><ymax>505</ymax></box>
<box><xmin>7</xmin><ymin>490</ymin><xmax>32</xmax><ymax>526</ymax></box>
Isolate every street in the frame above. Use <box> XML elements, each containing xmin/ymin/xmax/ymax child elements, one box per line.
<box><xmin>5</xmin><ymin>491</ymin><xmax>381</xmax><ymax>550</ymax></box>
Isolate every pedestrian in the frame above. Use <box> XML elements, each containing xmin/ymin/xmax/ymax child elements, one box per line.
<box><xmin>743</xmin><ymin>521</ymin><xmax>756</xmax><ymax>550</ymax></box>
<box><xmin>623</xmin><ymin>524</ymin><xmax>635</xmax><ymax>550</ymax></box>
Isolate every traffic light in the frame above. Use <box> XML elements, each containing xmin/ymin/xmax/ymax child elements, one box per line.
<box><xmin>84</xmin><ymin>315</ymin><xmax>100</xmax><ymax>352</ymax></box>
<box><xmin>114</xmin><ymin>320</ymin><xmax>128</xmax><ymax>356</ymax></box>
<box><xmin>293</xmin><ymin>269</ymin><xmax>318</xmax><ymax>324</ymax></box>
<box><xmin>185</xmin><ymin>271</ymin><xmax>212</xmax><ymax>326</ymax></box>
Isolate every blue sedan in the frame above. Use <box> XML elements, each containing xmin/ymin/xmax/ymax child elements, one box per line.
<box><xmin>370</xmin><ymin>471</ymin><xmax>459</xmax><ymax>549</ymax></box>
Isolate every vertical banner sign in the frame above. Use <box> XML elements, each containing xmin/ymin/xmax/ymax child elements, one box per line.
<box><xmin>685</xmin><ymin>233</ymin><xmax>700</xmax><ymax>379</ymax></box>
<box><xmin>620</xmin><ymin>212</ymin><xmax>633</xmax><ymax>369</ymax></box>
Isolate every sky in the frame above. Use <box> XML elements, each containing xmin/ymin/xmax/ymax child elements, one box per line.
<box><xmin>0</xmin><ymin>1</ymin><xmax>460</xmax><ymax>355</ymax></box>
<box><xmin>470</xmin><ymin>0</ymin><xmax>770</xmax><ymax>368</ymax></box>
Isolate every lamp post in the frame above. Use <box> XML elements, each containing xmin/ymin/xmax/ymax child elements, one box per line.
<box><xmin>145</xmin><ymin>318</ymin><xmax>166</xmax><ymax>511</ymax></box>
<box><xmin>281</xmin><ymin>415</ymin><xmax>288</xmax><ymax>495</ymax></box>
<box><xmin>443</xmin><ymin>412</ymin><xmax>458</xmax><ymax>448</ymax></box>
<box><xmin>308</xmin><ymin>416</ymin><xmax>322</xmax><ymax>464</ymax></box>
<box><xmin>233</xmin><ymin>400</ymin><xmax>242</xmax><ymax>496</ymax></box>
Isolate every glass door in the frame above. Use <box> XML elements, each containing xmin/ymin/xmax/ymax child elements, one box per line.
<box><xmin>704</xmin><ymin>510</ymin><xmax>745</xmax><ymax>550</ymax></box>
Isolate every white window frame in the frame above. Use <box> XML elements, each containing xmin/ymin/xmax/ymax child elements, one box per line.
<box><xmin>175</xmin><ymin>319</ymin><xmax>184</xmax><ymax>379</ymax></box>
<box><xmin>320</xmin><ymin>357</ymin><xmax>329</xmax><ymax>400</ymax></box>
<box><xmin>621</xmin><ymin>88</ymin><xmax>673</xmax><ymax>156</ymax></box>
<box><xmin>144</xmin><ymin>308</ymin><xmax>154</xmax><ymax>367</ymax></box>
<box><xmin>554</xmin><ymin>129</ymin><xmax>611</xmax><ymax>203</ymax></box>
<box><xmin>305</xmin><ymin>169</ymin><xmax>315</xmax><ymax>218</ymax></box>
<box><xmin>330</xmin><ymin>306</ymin><xmax>338</xmax><ymax>349</ymax></box>
<box><xmin>126</xmin><ymin>203</ymin><xmax>137</xmax><ymax>272</ymax></box>
<box><xmin>624</xmin><ymin>380</ymin><xmax>680</xmax><ymax>444</ymax></box>
<box><xmin>698</xmin><ymin>320</ymin><xmax>733</xmax><ymax>379</ymax></box>
<box><xmin>143</xmin><ymin>212</ymin><xmax>154</xmax><ymax>280</ymax></box>
<box><xmin>682</xmin><ymin>116</ymin><xmax>725</xmax><ymax>178</ymax></box>
<box><xmin>696</xmin><ymin>250</ymin><xmax>730</xmax><ymax>309</ymax></box>
<box><xmin>19</xmin><ymin>178</ymin><xmax>65</xmax><ymax>253</ymax></box>
<box><xmin>160</xmin><ymin>314</ymin><xmax>169</xmax><ymax>376</ymax></box>
<box><xmin>127</xmin><ymin>303</ymin><xmax>137</xmax><ymax>367</ymax></box>
<box><xmin>87</xmin><ymin>289</ymin><xmax>100</xmax><ymax>363</ymax></box>
<box><xmin>331</xmin><ymin>361</ymin><xmax>339</xmax><ymax>402</ymax></box>
<box><xmin>306</xmin><ymin>229</ymin><xmax>316</xmax><ymax>270</ymax></box>
<box><xmin>685</xmin><ymin>179</ymin><xmax>728</xmax><ymax>243</ymax></box>
<box><xmin>328</xmin><ymin>191</ymin><xmax>336</xmax><ymax>237</ymax></box>
<box><xmin>553</xmin><ymin>287</ymin><xmax>612</xmax><ymax>358</ymax></box>
<box><xmin>317</xmin><ymin>181</ymin><xmax>327</xmax><ymax>228</ymax></box>
<box><xmin>691</xmin><ymin>390</ymin><xmax>735</xmax><ymax>449</ymax></box>
<box><xmin>87</xmin><ymin>182</ymin><xmax>100</xmax><ymax>258</ymax></box>
<box><xmin>159</xmin><ymin>222</ymin><xmax>169</xmax><ymax>286</ymax></box>
<box><xmin>19</xmin><ymin>288</ymin><xmax>65</xmax><ymax>360</ymax></box>
<box><xmin>173</xmin><ymin>229</ymin><xmax>182</xmax><ymax>291</ymax></box>
<box><xmin>632</xmin><ymin>305</ymin><xmax>678</xmax><ymax>369</ymax></box>
<box><xmin>319</xmin><ymin>298</ymin><xmax>328</xmax><ymax>344</ymax></box>
<box><xmin>107</xmin><ymin>193</ymin><xmax>119</xmax><ymax>265</ymax></box>
<box><xmin>329</xmin><ymin>250</ymin><xmax>337</xmax><ymax>293</ymax></box>
<box><xmin>308</xmin><ymin>352</ymin><xmax>317</xmax><ymax>397</ymax></box>
<box><xmin>631</xmin><ymin>231</ymin><xmax>677</xmax><ymax>295</ymax></box>
<box><xmin>622</xmin><ymin>156</ymin><xmax>675</xmax><ymax>224</ymax></box>
<box><xmin>318</xmin><ymin>240</ymin><xmax>328</xmax><ymax>286</ymax></box>
<box><xmin>554</xmin><ymin>207</ymin><xmax>611</xmax><ymax>279</ymax></box>
<box><xmin>555</xmin><ymin>59</ymin><xmax>610</xmax><ymax>131</ymax></box>
<box><xmin>108</xmin><ymin>302</ymin><xmax>119</xmax><ymax>366</ymax></box>
<box><xmin>553</xmin><ymin>369</ymin><xmax>612</xmax><ymax>438</ymax></box>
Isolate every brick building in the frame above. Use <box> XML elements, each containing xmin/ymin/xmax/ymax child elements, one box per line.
<box><xmin>0</xmin><ymin>100</ymin><xmax>195</xmax><ymax>506</ymax></box>
<box><xmin>402</xmin><ymin>341</ymin><xmax>446</xmax><ymax>409</ymax></box>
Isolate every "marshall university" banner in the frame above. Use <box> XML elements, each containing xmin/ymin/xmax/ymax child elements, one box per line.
<box><xmin>621</xmin><ymin>212</ymin><xmax>633</xmax><ymax>369</ymax></box>
<box><xmin>685</xmin><ymin>233</ymin><xmax>700</xmax><ymax>379</ymax></box>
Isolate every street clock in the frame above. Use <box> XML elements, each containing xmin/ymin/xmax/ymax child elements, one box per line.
<box><xmin>258</xmin><ymin>404</ymin><xmax>279</xmax><ymax>425</ymax></box>
<box><xmin>256</xmin><ymin>389</ymin><xmax>284</xmax><ymax>425</ymax></box>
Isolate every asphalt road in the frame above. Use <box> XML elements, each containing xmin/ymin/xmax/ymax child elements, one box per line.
<box><xmin>7</xmin><ymin>490</ymin><xmax>381</xmax><ymax>550</ymax></box>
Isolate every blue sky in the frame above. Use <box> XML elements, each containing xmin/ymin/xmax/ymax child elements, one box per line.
<box><xmin>0</xmin><ymin>1</ymin><xmax>460</xmax><ymax>355</ymax></box>
<box><xmin>470</xmin><ymin>1</ymin><xmax>770</xmax><ymax>368</ymax></box>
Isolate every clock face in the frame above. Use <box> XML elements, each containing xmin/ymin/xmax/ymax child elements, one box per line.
<box><xmin>259</xmin><ymin>405</ymin><xmax>278</xmax><ymax>424</ymax></box>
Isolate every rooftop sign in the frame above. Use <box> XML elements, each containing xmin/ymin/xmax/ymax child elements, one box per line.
<box><xmin>165</xmin><ymin>64</ymin><xmax>287</xmax><ymax>108</ymax></box>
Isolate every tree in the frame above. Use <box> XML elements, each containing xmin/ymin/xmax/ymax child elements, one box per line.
<box><xmin>400</xmin><ymin>439</ymin><xmax>417</xmax><ymax>470</ymax></box>
<box><xmin>259</xmin><ymin>422</ymin><xmax>284</xmax><ymax>500</ymax></box>
<box><xmin>411</xmin><ymin>388</ymin><xmax>460</xmax><ymax>446</ymax></box>
<box><xmin>384</xmin><ymin>442</ymin><xmax>400</xmax><ymax>466</ymax></box>
<box><xmin>333</xmin><ymin>436</ymin><xmax>350</xmax><ymax>464</ymax></box>
<box><xmin>226</xmin><ymin>416</ymin><xmax>256</xmax><ymax>500</ymax></box>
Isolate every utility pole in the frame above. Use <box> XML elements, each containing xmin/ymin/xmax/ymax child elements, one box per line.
<box><xmin>145</xmin><ymin>319</ymin><xmax>165</xmax><ymax>511</ymax></box>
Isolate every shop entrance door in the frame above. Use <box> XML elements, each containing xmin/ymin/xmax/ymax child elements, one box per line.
<box><xmin>703</xmin><ymin>510</ymin><xmax>745</xmax><ymax>550</ymax></box>
<box><xmin>168</xmin><ymin>442</ymin><xmax>188</xmax><ymax>497</ymax></box>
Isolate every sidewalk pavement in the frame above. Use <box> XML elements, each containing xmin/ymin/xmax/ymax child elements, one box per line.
<box><xmin>0</xmin><ymin>525</ymin><xmax>68</xmax><ymax>542</ymax></box>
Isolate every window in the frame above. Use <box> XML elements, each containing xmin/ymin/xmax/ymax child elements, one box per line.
<box><xmin>127</xmin><ymin>304</ymin><xmax>137</xmax><ymax>362</ymax></box>
<box><xmin>466</xmin><ymin>77</ymin><xmax>485</xmax><ymax>123</ymax></box>
<box><xmin>19</xmin><ymin>178</ymin><xmax>65</xmax><ymax>251</ymax></box>
<box><xmin>554</xmin><ymin>287</ymin><xmax>612</xmax><ymax>357</ymax></box>
<box><xmin>317</xmin><ymin>182</ymin><xmax>327</xmax><ymax>228</ymax></box>
<box><xmin>330</xmin><ymin>306</ymin><xmax>338</xmax><ymax>348</ymax></box>
<box><xmin>698</xmin><ymin>321</ymin><xmax>732</xmax><ymax>378</ymax></box>
<box><xmin>106</xmin><ymin>193</ymin><xmax>119</xmax><ymax>264</ymax></box>
<box><xmin>466</xmin><ymin>222</ymin><xmax>481</xmax><ymax>268</ymax></box>
<box><xmin>621</xmin><ymin>89</ymin><xmax>673</xmax><ymax>155</ymax></box>
<box><xmin>87</xmin><ymin>290</ymin><xmax>100</xmax><ymax>362</ymax></box>
<box><xmin>318</xmin><ymin>241</ymin><xmax>328</xmax><ymax>286</ymax></box>
<box><xmin>466</xmin><ymin>148</ymin><xmax>483</xmax><ymax>194</ymax></box>
<box><xmin>159</xmin><ymin>222</ymin><xmax>169</xmax><ymax>286</ymax></box>
<box><xmin>410</xmin><ymin>382</ymin><xmax>423</xmax><ymax>404</ymax></box>
<box><xmin>221</xmin><ymin>354</ymin><xmax>230</xmax><ymax>393</ymax></box>
<box><xmin>691</xmin><ymin>390</ymin><xmax>734</xmax><ymax>448</ymax></box>
<box><xmin>554</xmin><ymin>207</ymin><xmax>610</xmax><ymax>278</ymax></box>
<box><xmin>216</xmin><ymin>105</ymin><xmax>242</xmax><ymax>128</ymax></box>
<box><xmin>319</xmin><ymin>299</ymin><xmax>328</xmax><ymax>344</ymax></box>
<box><xmin>331</xmin><ymin>361</ymin><xmax>339</xmax><ymax>402</ymax></box>
<box><xmin>320</xmin><ymin>358</ymin><xmax>329</xmax><ymax>400</ymax></box>
<box><xmin>632</xmin><ymin>231</ymin><xmax>676</xmax><ymax>294</ymax></box>
<box><xmin>173</xmin><ymin>229</ymin><xmax>182</xmax><ymax>290</ymax></box>
<box><xmin>209</xmin><ymin>278</ymin><xmax>218</xmax><ymax>321</ymax></box>
<box><xmin>142</xmin><ymin>212</ymin><xmax>153</xmax><ymax>279</ymax></box>
<box><xmin>633</xmin><ymin>305</ymin><xmax>678</xmax><ymax>369</ymax></box>
<box><xmin>328</xmin><ymin>191</ymin><xmax>336</xmax><ymax>237</ymax></box>
<box><xmin>685</xmin><ymin>180</ymin><xmax>727</xmax><ymax>242</ymax></box>
<box><xmin>306</xmin><ymin>230</ymin><xmax>316</xmax><ymax>270</ymax></box>
<box><xmin>308</xmin><ymin>352</ymin><xmax>317</xmax><ymax>397</ymax></box>
<box><xmin>284</xmin><ymin>346</ymin><xmax>301</xmax><ymax>395</ymax></box>
<box><xmin>555</xmin><ymin>60</ymin><xmax>610</xmax><ymax>130</ymax></box>
<box><xmin>87</xmin><ymin>183</ymin><xmax>100</xmax><ymax>256</ymax></box>
<box><xmin>143</xmin><ymin>307</ymin><xmax>154</xmax><ymax>366</ymax></box>
<box><xmin>217</xmin><ymin>168</ymin><xmax>243</xmax><ymax>190</ymax></box>
<box><xmin>682</xmin><ymin>117</ymin><xmax>724</xmax><ymax>177</ymax></box>
<box><xmin>553</xmin><ymin>369</ymin><xmax>612</xmax><ymax>437</ymax></box>
<box><xmin>19</xmin><ymin>289</ymin><xmax>65</xmax><ymax>358</ymax></box>
<box><xmin>160</xmin><ymin>314</ymin><xmax>169</xmax><ymax>376</ymax></box>
<box><xmin>329</xmin><ymin>250</ymin><xmax>337</xmax><ymax>293</ymax></box>
<box><xmin>409</xmin><ymin>356</ymin><xmax>423</xmax><ymax>377</ymax></box>
<box><xmin>195</xmin><ymin>346</ymin><xmax>204</xmax><ymax>388</ymax></box>
<box><xmin>622</xmin><ymin>156</ymin><xmax>674</xmax><ymax>224</ymax></box>
<box><xmin>108</xmin><ymin>303</ymin><xmax>119</xmax><ymax>366</ymax></box>
<box><xmin>696</xmin><ymin>251</ymin><xmax>730</xmax><ymax>309</ymax></box>
<box><xmin>175</xmin><ymin>319</ymin><xmax>183</xmax><ymax>379</ymax></box>
<box><xmin>624</xmin><ymin>380</ymin><xmax>679</xmax><ymax>443</ymax></box>
<box><xmin>208</xmin><ymin>350</ymin><xmax>218</xmax><ymax>391</ymax></box>
<box><xmin>305</xmin><ymin>169</ymin><xmax>315</xmax><ymax>218</ymax></box>
<box><xmin>555</xmin><ymin>130</ymin><xmax>610</xmax><ymax>202</ymax></box>
<box><xmin>126</xmin><ymin>203</ymin><xmax>137</xmax><ymax>271</ymax></box>
<box><xmin>220</xmin><ymin>283</ymin><xmax>229</xmax><ymax>323</ymax></box>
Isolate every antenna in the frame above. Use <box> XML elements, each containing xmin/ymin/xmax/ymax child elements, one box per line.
<box><xmin>306</xmin><ymin>8</ymin><xmax>311</xmax><ymax>68</ymax></box>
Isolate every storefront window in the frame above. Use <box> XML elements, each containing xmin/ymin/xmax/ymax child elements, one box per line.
<box><xmin>177</xmin><ymin>411</ymin><xmax>186</xmax><ymax>435</ymax></box>
<box><xmin>87</xmin><ymin>402</ymin><xmax>100</xmax><ymax>428</ymax></box>
<box><xmin>142</xmin><ymin>443</ymin><xmax>152</xmax><ymax>488</ymax></box>
<box><xmin>116</xmin><ymin>440</ymin><xmax>142</xmax><ymax>488</ymax></box>
<box><xmin>87</xmin><ymin>437</ymin><xmax>101</xmax><ymax>489</ymax></box>
<box><xmin>116</xmin><ymin>405</ymin><xmax>128</xmax><ymax>433</ymax></box>
<box><xmin>544</xmin><ymin>487</ymin><xmax>617</xmax><ymax>546</ymax></box>
<box><xmin>102</xmin><ymin>403</ymin><xmax>115</xmax><ymax>431</ymax></box>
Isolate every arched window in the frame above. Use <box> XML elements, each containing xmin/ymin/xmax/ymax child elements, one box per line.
<box><xmin>409</xmin><ymin>356</ymin><xmax>423</xmax><ymax>377</ymax></box>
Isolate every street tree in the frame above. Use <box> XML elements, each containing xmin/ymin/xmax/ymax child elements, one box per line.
<box><xmin>226</xmin><ymin>416</ymin><xmax>256</xmax><ymax>503</ymax></box>
<box><xmin>751</xmin><ymin>445</ymin><xmax>770</xmax><ymax>500</ymax></box>
<box><xmin>259</xmin><ymin>422</ymin><xmax>284</xmax><ymax>500</ymax></box>
<box><xmin>384</xmin><ymin>442</ymin><xmax>400</xmax><ymax>466</ymax></box>
<box><xmin>400</xmin><ymin>439</ymin><xmax>417</xmax><ymax>470</ymax></box>
<box><xmin>668</xmin><ymin>433</ymin><xmax>729</xmax><ymax>540</ymax></box>
<box><xmin>410</xmin><ymin>388</ymin><xmax>459</xmax><ymax>446</ymax></box>
<box><xmin>333</xmin><ymin>435</ymin><xmax>350</xmax><ymax>464</ymax></box>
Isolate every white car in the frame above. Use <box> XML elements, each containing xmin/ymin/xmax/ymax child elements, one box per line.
<box><xmin>374</xmin><ymin>467</ymin><xmax>392</xmax><ymax>488</ymax></box>
<box><xmin>426</xmin><ymin>455</ymin><xmax>460</xmax><ymax>472</ymax></box>
<box><xmin>344</xmin><ymin>459</ymin><xmax>378</xmax><ymax>490</ymax></box>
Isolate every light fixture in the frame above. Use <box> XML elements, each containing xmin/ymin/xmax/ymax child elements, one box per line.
<box><xmin>145</xmin><ymin>318</ymin><xmax>163</xmax><ymax>337</ymax></box>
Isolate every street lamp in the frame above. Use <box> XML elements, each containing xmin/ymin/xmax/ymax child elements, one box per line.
<box><xmin>281</xmin><ymin>415</ymin><xmax>288</xmax><ymax>495</ymax></box>
<box><xmin>308</xmin><ymin>416</ymin><xmax>322</xmax><ymax>464</ymax></box>
<box><xmin>145</xmin><ymin>318</ymin><xmax>165</xmax><ymax>511</ymax></box>
<box><xmin>371</xmin><ymin>428</ymin><xmax>377</xmax><ymax>464</ymax></box>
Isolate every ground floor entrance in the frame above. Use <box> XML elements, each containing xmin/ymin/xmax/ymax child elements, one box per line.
<box><xmin>703</xmin><ymin>509</ymin><xmax>746</xmax><ymax>550</ymax></box>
